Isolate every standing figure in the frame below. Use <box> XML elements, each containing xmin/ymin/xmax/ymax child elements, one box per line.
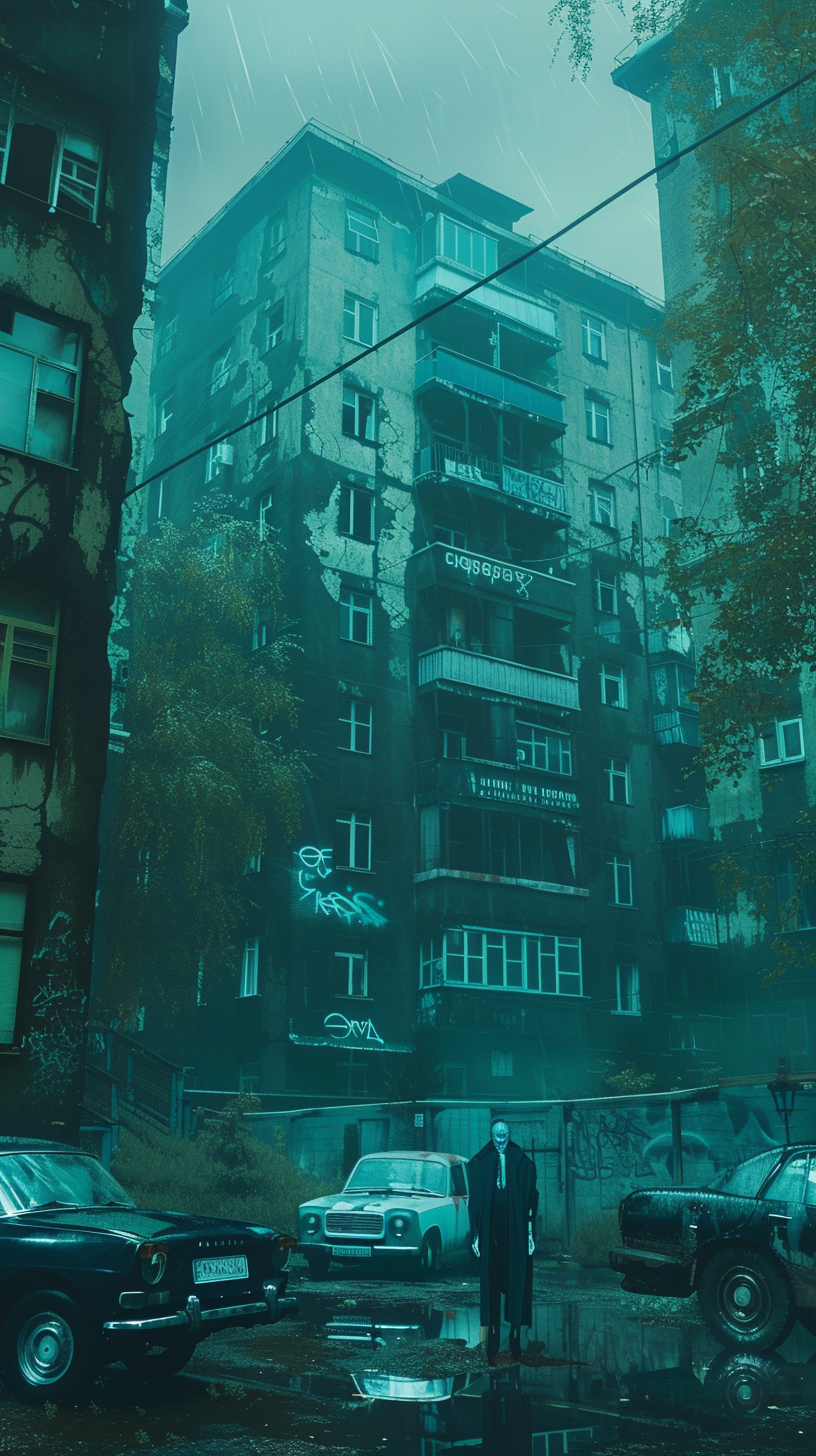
<box><xmin>467</xmin><ymin>1119</ymin><xmax>537</xmax><ymax>1362</ymax></box>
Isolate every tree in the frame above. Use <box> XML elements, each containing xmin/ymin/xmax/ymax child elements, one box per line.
<box><xmin>98</xmin><ymin>496</ymin><xmax>306</xmax><ymax>1026</ymax></box>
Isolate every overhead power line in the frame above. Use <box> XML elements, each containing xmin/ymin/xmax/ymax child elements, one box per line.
<box><xmin>126</xmin><ymin>65</ymin><xmax>816</xmax><ymax>500</ymax></box>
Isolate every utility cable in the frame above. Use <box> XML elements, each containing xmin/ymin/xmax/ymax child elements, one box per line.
<box><xmin>124</xmin><ymin>64</ymin><xmax>816</xmax><ymax>500</ymax></box>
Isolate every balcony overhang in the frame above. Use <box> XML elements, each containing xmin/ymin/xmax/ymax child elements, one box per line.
<box><xmin>415</xmin><ymin>349</ymin><xmax>565</xmax><ymax>431</ymax></box>
<box><xmin>414</xmin><ymin>445</ymin><xmax>569</xmax><ymax>520</ymax></box>
<box><xmin>415</xmin><ymin>261</ymin><xmax>559</xmax><ymax>350</ymax></box>
<box><xmin>415</xmin><ymin>868</ymin><xmax>588</xmax><ymax>897</ymax></box>
<box><xmin>418</xmin><ymin>646</ymin><xmax>579</xmax><ymax>710</ymax></box>
<box><xmin>410</xmin><ymin>542</ymin><xmax>574</xmax><ymax>613</ymax></box>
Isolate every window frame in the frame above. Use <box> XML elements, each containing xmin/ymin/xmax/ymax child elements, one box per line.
<box><xmin>343</xmin><ymin>292</ymin><xmax>378</xmax><ymax>347</ymax></box>
<box><xmin>582</xmin><ymin>315</ymin><xmax>607</xmax><ymax>362</ymax></box>
<box><xmin>238</xmin><ymin>937</ymin><xmax>260</xmax><ymax>998</ymax></box>
<box><xmin>335</xmin><ymin>949</ymin><xmax>369</xmax><ymax>999</ymax></box>
<box><xmin>0</xmin><ymin>67</ymin><xmax>106</xmax><ymax>224</ymax></box>
<box><xmin>209</xmin><ymin>345</ymin><xmax>232</xmax><ymax>395</ymax></box>
<box><xmin>339</xmin><ymin>482</ymin><xmax>375</xmax><ymax>542</ymax></box>
<box><xmin>345</xmin><ymin>204</ymin><xmax>380</xmax><ymax>260</ymax></box>
<box><xmin>339</xmin><ymin>588</ymin><xmax>373</xmax><ymax>645</ymax></box>
<box><xmin>158</xmin><ymin>313</ymin><xmax>178</xmax><ymax>359</ymax></box>
<box><xmin>0</xmin><ymin>879</ymin><xmax>27</xmax><ymax>1045</ymax></box>
<box><xmin>608</xmin><ymin>855</ymin><xmax>634</xmax><ymax>906</ymax></box>
<box><xmin>600</xmin><ymin>661</ymin><xmax>627</xmax><ymax>708</ymax></box>
<box><xmin>339</xmin><ymin>696</ymin><xmax>373</xmax><ymax>754</ymax></box>
<box><xmin>515</xmin><ymin>721</ymin><xmax>572</xmax><ymax>775</ymax></box>
<box><xmin>421</xmin><ymin>927</ymin><xmax>583</xmax><ymax>997</ymax></box>
<box><xmin>615</xmin><ymin>962</ymin><xmax>641</xmax><ymax>1016</ymax></box>
<box><xmin>712</xmin><ymin>65</ymin><xmax>735</xmax><ymax>109</ymax></box>
<box><xmin>595</xmin><ymin>568</ymin><xmax>619</xmax><ymax>615</ymax></box>
<box><xmin>605</xmin><ymin>756</ymin><xmax>631</xmax><ymax>805</ymax></box>
<box><xmin>438</xmin><ymin>215</ymin><xmax>498</xmax><ymax>278</ymax></box>
<box><xmin>0</xmin><ymin>587</ymin><xmax>59</xmax><ymax>746</ymax></box>
<box><xmin>0</xmin><ymin>303</ymin><xmax>82</xmax><ymax>466</ymax></box>
<box><xmin>656</xmin><ymin>350</ymin><xmax>674</xmax><ymax>391</ymax></box>
<box><xmin>589</xmin><ymin>481</ymin><xmax>616</xmax><ymax>528</ymax></box>
<box><xmin>585</xmin><ymin>395</ymin><xmax>611</xmax><ymax>444</ymax></box>
<box><xmin>336</xmin><ymin>810</ymin><xmax>372</xmax><ymax>872</ymax></box>
<box><xmin>342</xmin><ymin>385</ymin><xmax>377</xmax><ymax>443</ymax></box>
<box><xmin>266</xmin><ymin>299</ymin><xmax>284</xmax><ymax>351</ymax></box>
<box><xmin>759</xmin><ymin>717</ymin><xmax>805</xmax><ymax>767</ymax></box>
<box><xmin>269</xmin><ymin>212</ymin><xmax>286</xmax><ymax>258</ymax></box>
<box><xmin>156</xmin><ymin>391</ymin><xmax>174</xmax><ymax>436</ymax></box>
<box><xmin>212</xmin><ymin>263</ymin><xmax>235</xmax><ymax>309</ymax></box>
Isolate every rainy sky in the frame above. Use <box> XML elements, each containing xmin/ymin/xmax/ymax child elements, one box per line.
<box><xmin>164</xmin><ymin>0</ymin><xmax>663</xmax><ymax>299</ymax></box>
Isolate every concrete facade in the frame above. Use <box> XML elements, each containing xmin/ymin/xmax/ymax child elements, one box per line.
<box><xmin>131</xmin><ymin>122</ymin><xmax>725</xmax><ymax>1104</ymax></box>
<box><xmin>0</xmin><ymin>0</ymin><xmax>186</xmax><ymax>1138</ymax></box>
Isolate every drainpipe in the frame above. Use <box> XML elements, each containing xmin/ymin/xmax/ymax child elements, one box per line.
<box><xmin>671</xmin><ymin>1099</ymin><xmax>684</xmax><ymax>1184</ymax></box>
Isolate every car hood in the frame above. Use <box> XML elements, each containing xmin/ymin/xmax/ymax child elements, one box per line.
<box><xmin>301</xmin><ymin>1193</ymin><xmax>447</xmax><ymax>1216</ymax></box>
<box><xmin>6</xmin><ymin>1207</ymin><xmax>279</xmax><ymax>1243</ymax></box>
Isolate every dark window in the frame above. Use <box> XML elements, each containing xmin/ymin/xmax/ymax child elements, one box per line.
<box><xmin>0</xmin><ymin>70</ymin><xmax>104</xmax><ymax>222</ymax></box>
<box><xmin>0</xmin><ymin>307</ymin><xmax>81</xmax><ymax>464</ymax></box>
<box><xmin>710</xmin><ymin>1151</ymin><xmax>783</xmax><ymax>1197</ymax></box>
<box><xmin>339</xmin><ymin>589</ymin><xmax>373</xmax><ymax>645</ymax></box>
<box><xmin>451</xmin><ymin>1163</ymin><xmax>467</xmax><ymax>1197</ymax></box>
<box><xmin>336</xmin><ymin>812</ymin><xmax>371</xmax><ymax>871</ymax></box>
<box><xmin>339</xmin><ymin>697</ymin><xmax>372</xmax><ymax>753</ymax></box>
<box><xmin>764</xmin><ymin>1155</ymin><xmax>809</xmax><ymax>1205</ymax></box>
<box><xmin>339</xmin><ymin>483</ymin><xmax>374</xmax><ymax>541</ymax></box>
<box><xmin>345</xmin><ymin>205</ymin><xmax>379</xmax><ymax>261</ymax></box>
<box><xmin>0</xmin><ymin>586</ymin><xmax>58</xmax><ymax>745</ymax></box>
<box><xmin>342</xmin><ymin>386</ymin><xmax>376</xmax><ymax>442</ymax></box>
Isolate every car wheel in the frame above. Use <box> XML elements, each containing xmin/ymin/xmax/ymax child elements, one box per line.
<box><xmin>0</xmin><ymin>1290</ymin><xmax>99</xmax><ymax>1406</ymax></box>
<box><xmin>698</xmin><ymin>1249</ymin><xmax>794</xmax><ymax>1351</ymax></box>
<box><xmin>797</xmin><ymin>1308</ymin><xmax>816</xmax><ymax>1337</ymax></box>
<box><xmin>123</xmin><ymin>1336</ymin><xmax>198</xmax><ymax>1379</ymax></box>
<box><xmin>306</xmin><ymin>1251</ymin><xmax>332</xmax><ymax>1281</ymax></box>
<box><xmin>703</xmin><ymin>1350</ymin><xmax>784</xmax><ymax>1420</ymax></box>
<box><xmin>416</xmin><ymin>1234</ymin><xmax>439</xmax><ymax>1280</ymax></box>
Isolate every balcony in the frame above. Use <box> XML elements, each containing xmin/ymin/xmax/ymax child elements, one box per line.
<box><xmin>409</xmin><ymin>542</ymin><xmax>574</xmax><ymax>612</ymax></box>
<box><xmin>415</xmin><ymin>349</ymin><xmax>565</xmax><ymax>430</ymax></box>
<box><xmin>662</xmin><ymin>805</ymin><xmax>709</xmax><ymax>841</ymax></box>
<box><xmin>418</xmin><ymin>756</ymin><xmax>580</xmax><ymax>816</ymax></box>
<box><xmin>418</xmin><ymin>645</ymin><xmax>579</xmax><ymax>710</ymax></box>
<box><xmin>414</xmin><ymin>444</ymin><xmax>569</xmax><ymax>519</ymax></box>
<box><xmin>415</xmin><ymin>260</ymin><xmax>559</xmax><ymax>350</ymax></box>
<box><xmin>647</xmin><ymin>625</ymin><xmax>695</xmax><ymax>661</ymax></box>
<box><xmin>665</xmin><ymin>907</ymin><xmax>719</xmax><ymax>948</ymax></box>
<box><xmin>654</xmin><ymin>709</ymin><xmax>700</xmax><ymax>747</ymax></box>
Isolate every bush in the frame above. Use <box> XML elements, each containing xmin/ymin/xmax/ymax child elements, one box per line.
<box><xmin>570</xmin><ymin>1210</ymin><xmax>620</xmax><ymax>1268</ymax></box>
<box><xmin>111</xmin><ymin>1097</ymin><xmax>330</xmax><ymax>1233</ymax></box>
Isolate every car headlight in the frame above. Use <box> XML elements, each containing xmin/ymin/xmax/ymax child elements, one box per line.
<box><xmin>304</xmin><ymin>1213</ymin><xmax>321</xmax><ymax>1234</ymax></box>
<box><xmin>138</xmin><ymin>1242</ymin><xmax>168</xmax><ymax>1285</ymax></box>
<box><xmin>271</xmin><ymin>1235</ymin><xmax>298</xmax><ymax>1272</ymax></box>
<box><xmin>390</xmin><ymin>1215</ymin><xmax>408</xmax><ymax>1237</ymax></box>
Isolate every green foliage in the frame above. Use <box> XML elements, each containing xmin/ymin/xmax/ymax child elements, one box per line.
<box><xmin>112</xmin><ymin>1098</ymin><xmax>329</xmax><ymax>1233</ymax></box>
<box><xmin>547</xmin><ymin>0</ymin><xmax>686</xmax><ymax>77</ymax></box>
<box><xmin>570</xmin><ymin>1210</ymin><xmax>620</xmax><ymax>1267</ymax></box>
<box><xmin>602</xmin><ymin>1062</ymin><xmax>657</xmax><ymax>1095</ymax></box>
<box><xmin>102</xmin><ymin>496</ymin><xmax>307</xmax><ymax>1022</ymax></box>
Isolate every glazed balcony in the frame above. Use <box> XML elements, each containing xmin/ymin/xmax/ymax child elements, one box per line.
<box><xmin>415</xmin><ymin>348</ymin><xmax>565</xmax><ymax>430</ymax></box>
<box><xmin>409</xmin><ymin>541</ymin><xmax>574</xmax><ymax>612</ymax></box>
<box><xmin>418</xmin><ymin>645</ymin><xmax>579</xmax><ymax>710</ymax></box>
<box><xmin>414</xmin><ymin>443</ymin><xmax>569</xmax><ymax>519</ymax></box>
<box><xmin>662</xmin><ymin>805</ymin><xmax>709</xmax><ymax>842</ymax></box>
<box><xmin>415</xmin><ymin>259</ymin><xmax>559</xmax><ymax>353</ymax></box>
<box><xmin>664</xmin><ymin>907</ymin><xmax>719</xmax><ymax>948</ymax></box>
<box><xmin>654</xmin><ymin>709</ymin><xmax>700</xmax><ymax>747</ymax></box>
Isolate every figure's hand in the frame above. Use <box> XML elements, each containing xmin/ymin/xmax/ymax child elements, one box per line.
<box><xmin>472</xmin><ymin>1234</ymin><xmax>480</xmax><ymax>1258</ymax></box>
<box><xmin>528</xmin><ymin>1231</ymin><xmax>535</xmax><ymax>1256</ymax></box>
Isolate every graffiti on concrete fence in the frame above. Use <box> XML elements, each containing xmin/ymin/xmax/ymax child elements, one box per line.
<box><xmin>569</xmin><ymin>1107</ymin><xmax>656</xmax><ymax>1183</ymax></box>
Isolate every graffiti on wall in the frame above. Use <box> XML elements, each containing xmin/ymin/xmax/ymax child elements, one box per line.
<box><xmin>26</xmin><ymin>913</ymin><xmax>87</xmax><ymax>1101</ymax></box>
<box><xmin>293</xmin><ymin>846</ymin><xmax>389</xmax><ymax>928</ymax></box>
<box><xmin>569</xmin><ymin>1107</ymin><xmax>654</xmax><ymax>1183</ymax></box>
<box><xmin>324</xmin><ymin>1012</ymin><xmax>384</xmax><ymax>1045</ymax></box>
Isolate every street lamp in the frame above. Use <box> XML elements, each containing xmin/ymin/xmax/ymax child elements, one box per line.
<box><xmin>767</xmin><ymin>1058</ymin><xmax>798</xmax><ymax>1145</ymax></box>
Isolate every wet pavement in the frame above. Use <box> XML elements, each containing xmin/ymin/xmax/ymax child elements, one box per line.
<box><xmin>1</xmin><ymin>1259</ymin><xmax>815</xmax><ymax>1455</ymax></box>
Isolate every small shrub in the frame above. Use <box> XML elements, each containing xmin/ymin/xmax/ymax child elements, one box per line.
<box><xmin>570</xmin><ymin>1210</ymin><xmax>620</xmax><ymax>1268</ymax></box>
<box><xmin>112</xmin><ymin>1098</ymin><xmax>330</xmax><ymax>1234</ymax></box>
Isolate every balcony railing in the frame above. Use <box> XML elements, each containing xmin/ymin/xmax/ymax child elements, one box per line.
<box><xmin>665</xmin><ymin>907</ymin><xmax>719</xmax><ymax>948</ymax></box>
<box><xmin>415</xmin><ymin>260</ymin><xmax>559</xmax><ymax>346</ymax></box>
<box><xmin>662</xmin><ymin>805</ymin><xmax>710</xmax><ymax>842</ymax></box>
<box><xmin>415</xmin><ymin>348</ymin><xmax>565</xmax><ymax>429</ymax></box>
<box><xmin>654</xmin><ymin>709</ymin><xmax>700</xmax><ymax>747</ymax></box>
<box><xmin>414</xmin><ymin>444</ymin><xmax>569</xmax><ymax>518</ymax></box>
<box><xmin>647</xmin><ymin>626</ymin><xmax>695</xmax><ymax>660</ymax></box>
<box><xmin>418</xmin><ymin>646</ymin><xmax>579</xmax><ymax>710</ymax></box>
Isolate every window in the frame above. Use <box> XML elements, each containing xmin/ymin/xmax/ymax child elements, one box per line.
<box><xmin>212</xmin><ymin>264</ymin><xmax>235</xmax><ymax>308</ymax></box>
<box><xmin>659</xmin><ymin>427</ymin><xmax>680</xmax><ymax>472</ymax></box>
<box><xmin>0</xmin><ymin>586</ymin><xmax>59</xmax><ymax>744</ymax></box>
<box><xmin>616</xmin><ymin>963</ymin><xmax>641</xmax><ymax>1015</ymax></box>
<box><xmin>0</xmin><ymin>305</ymin><xmax>81</xmax><ymax>465</ymax></box>
<box><xmin>156</xmin><ymin>392</ymin><xmax>174</xmax><ymax>436</ymax></box>
<box><xmin>605</xmin><ymin>757</ymin><xmax>631</xmax><ymax>805</ymax></box>
<box><xmin>245</xmin><ymin>844</ymin><xmax>263</xmax><ymax>873</ymax></box>
<box><xmin>710</xmin><ymin>1151</ymin><xmax>783</xmax><ymax>1197</ymax></box>
<box><xmin>339</xmin><ymin>483</ymin><xmax>374</xmax><ymax>541</ymax></box>
<box><xmin>0</xmin><ymin>69</ymin><xmax>104</xmax><ymax>222</ymax></box>
<box><xmin>439</xmin><ymin>216</ymin><xmax>498</xmax><ymax>277</ymax></box>
<box><xmin>266</xmin><ymin>299</ymin><xmax>284</xmax><ymax>350</ymax></box>
<box><xmin>0</xmin><ymin>881</ymin><xmax>26</xmax><ymax>1043</ymax></box>
<box><xmin>345</xmin><ymin>205</ymin><xmax>379</xmax><ymax>260</ymax></box>
<box><xmin>434</xmin><ymin>518</ymin><xmax>466</xmax><ymax>549</ymax></box>
<box><xmin>209</xmin><ymin>346</ymin><xmax>231</xmax><ymax>395</ymax></box>
<box><xmin>764</xmin><ymin>1155</ymin><xmax>808</xmax><ymax>1206</ymax></box>
<box><xmin>339</xmin><ymin>697</ymin><xmax>372</xmax><ymax>754</ymax></box>
<box><xmin>258</xmin><ymin>491</ymin><xmax>274</xmax><ymax>539</ymax></box>
<box><xmin>256</xmin><ymin>405</ymin><xmax>277</xmax><ymax>448</ymax></box>
<box><xmin>774</xmin><ymin>856</ymin><xmax>815</xmax><ymax>932</ymax></box>
<box><xmin>421</xmin><ymin>928</ymin><xmax>582</xmax><ymax>997</ymax></box>
<box><xmin>451</xmin><ymin>1163</ymin><xmax>467</xmax><ymax>1197</ymax></box>
<box><xmin>269</xmin><ymin>212</ymin><xmax>286</xmax><ymax>257</ymax></box>
<box><xmin>608</xmin><ymin>855</ymin><xmax>633</xmax><ymax>906</ymax></box>
<box><xmin>343</xmin><ymin>293</ymin><xmax>378</xmax><ymax>347</ymax></box>
<box><xmin>491</xmin><ymin>1050</ymin><xmax>514</xmax><ymax>1078</ymax></box>
<box><xmin>335</xmin><ymin>950</ymin><xmax>368</xmax><ymax>998</ymax></box>
<box><xmin>601</xmin><ymin>662</ymin><xmax>627</xmax><ymax>708</ymax></box>
<box><xmin>158</xmin><ymin>313</ymin><xmax>178</xmax><ymax>358</ymax></box>
<box><xmin>582</xmin><ymin>315</ymin><xmax>607</xmax><ymax>361</ymax></box>
<box><xmin>252</xmin><ymin>610</ymin><xmax>272</xmax><ymax>650</ymax></box>
<box><xmin>661</xmin><ymin>498</ymin><xmax>680</xmax><ymax>539</ymax></box>
<box><xmin>239</xmin><ymin>1062</ymin><xmax>260</xmax><ymax>1093</ymax></box>
<box><xmin>656</xmin><ymin>349</ymin><xmax>674</xmax><ymax>391</ymax></box>
<box><xmin>586</xmin><ymin>396</ymin><xmax>611</xmax><ymax>444</ymax></box>
<box><xmin>712</xmin><ymin>65</ymin><xmax>735</xmax><ymax>109</ymax></box>
<box><xmin>442</xmin><ymin>1064</ymin><xmax>467</xmax><ymax>1097</ymax></box>
<box><xmin>516</xmin><ymin>722</ymin><xmax>572</xmax><ymax>775</ymax></box>
<box><xmin>336</xmin><ymin>811</ymin><xmax>371</xmax><ymax>871</ymax></box>
<box><xmin>595</xmin><ymin>569</ymin><xmax>618</xmax><ymax>615</ymax></box>
<box><xmin>590</xmin><ymin>481</ymin><xmax>616</xmax><ymax>528</ymax></box>
<box><xmin>342</xmin><ymin>386</ymin><xmax>376</xmax><ymax>442</ymax></box>
<box><xmin>238</xmin><ymin>938</ymin><xmax>260</xmax><ymax>997</ymax></box>
<box><xmin>204</xmin><ymin>439</ymin><xmax>233</xmax><ymax>482</ymax></box>
<box><xmin>759</xmin><ymin>718</ymin><xmax>804</xmax><ymax>766</ymax></box>
<box><xmin>339</xmin><ymin>589</ymin><xmax>373</xmax><ymax>645</ymax></box>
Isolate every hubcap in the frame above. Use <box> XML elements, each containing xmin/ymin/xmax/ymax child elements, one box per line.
<box><xmin>717</xmin><ymin>1268</ymin><xmax>769</xmax><ymax>1330</ymax></box>
<box><xmin>17</xmin><ymin>1314</ymin><xmax>75</xmax><ymax>1386</ymax></box>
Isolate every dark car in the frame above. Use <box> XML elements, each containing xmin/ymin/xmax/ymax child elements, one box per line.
<box><xmin>610</xmin><ymin>1144</ymin><xmax>816</xmax><ymax>1351</ymax></box>
<box><xmin>0</xmin><ymin>1138</ymin><xmax>297</xmax><ymax>1405</ymax></box>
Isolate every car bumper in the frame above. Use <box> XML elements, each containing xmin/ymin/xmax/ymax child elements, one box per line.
<box><xmin>304</xmin><ymin>1241</ymin><xmax>420</xmax><ymax>1257</ymax></box>
<box><xmin>103</xmin><ymin>1281</ymin><xmax>297</xmax><ymax>1335</ymax></box>
<box><xmin>609</xmin><ymin>1246</ymin><xmax>694</xmax><ymax>1296</ymax></box>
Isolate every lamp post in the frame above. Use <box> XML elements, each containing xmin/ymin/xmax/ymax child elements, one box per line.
<box><xmin>767</xmin><ymin>1058</ymin><xmax>798</xmax><ymax>1145</ymax></box>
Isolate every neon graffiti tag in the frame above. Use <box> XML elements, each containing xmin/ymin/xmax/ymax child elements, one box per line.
<box><xmin>444</xmin><ymin>550</ymin><xmax>534</xmax><ymax>601</ymax></box>
<box><xmin>294</xmin><ymin>846</ymin><xmax>389</xmax><ymax>928</ymax></box>
<box><xmin>324</xmin><ymin>1012</ymin><xmax>384</xmax><ymax>1045</ymax></box>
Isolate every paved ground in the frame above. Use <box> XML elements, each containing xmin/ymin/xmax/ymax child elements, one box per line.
<box><xmin>1</xmin><ymin>1258</ymin><xmax>815</xmax><ymax>1455</ymax></box>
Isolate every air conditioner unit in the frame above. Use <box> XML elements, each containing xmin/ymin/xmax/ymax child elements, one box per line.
<box><xmin>214</xmin><ymin>441</ymin><xmax>234</xmax><ymax>467</ymax></box>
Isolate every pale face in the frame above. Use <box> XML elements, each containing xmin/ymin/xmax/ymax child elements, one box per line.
<box><xmin>491</xmin><ymin>1121</ymin><xmax>509</xmax><ymax>1153</ymax></box>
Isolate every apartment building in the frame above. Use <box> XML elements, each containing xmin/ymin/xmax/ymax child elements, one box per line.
<box><xmin>0</xmin><ymin>0</ymin><xmax>187</xmax><ymax>1138</ymax></box>
<box><xmin>137</xmin><ymin>121</ymin><xmax>721</xmax><ymax>1102</ymax></box>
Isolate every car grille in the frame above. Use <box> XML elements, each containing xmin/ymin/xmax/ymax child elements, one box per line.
<box><xmin>325</xmin><ymin>1212</ymin><xmax>384</xmax><ymax>1237</ymax></box>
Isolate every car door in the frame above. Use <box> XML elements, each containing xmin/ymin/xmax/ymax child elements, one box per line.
<box><xmin>450</xmin><ymin>1162</ymin><xmax>470</xmax><ymax>1251</ymax></box>
<box><xmin>757</xmin><ymin>1150</ymin><xmax>816</xmax><ymax>1303</ymax></box>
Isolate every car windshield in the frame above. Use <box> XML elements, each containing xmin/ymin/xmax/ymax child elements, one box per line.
<box><xmin>708</xmin><ymin>1149</ymin><xmax>783</xmax><ymax>1198</ymax></box>
<box><xmin>344</xmin><ymin>1157</ymin><xmax>447</xmax><ymax>1196</ymax></box>
<box><xmin>0</xmin><ymin>1153</ymin><xmax>135</xmax><ymax>1216</ymax></box>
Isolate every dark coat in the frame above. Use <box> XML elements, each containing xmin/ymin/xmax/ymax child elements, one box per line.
<box><xmin>467</xmin><ymin>1139</ymin><xmax>538</xmax><ymax>1328</ymax></box>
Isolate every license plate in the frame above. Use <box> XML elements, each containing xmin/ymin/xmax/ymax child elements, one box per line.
<box><xmin>332</xmin><ymin>1245</ymin><xmax>372</xmax><ymax>1258</ymax></box>
<box><xmin>192</xmin><ymin>1255</ymin><xmax>249</xmax><ymax>1284</ymax></box>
